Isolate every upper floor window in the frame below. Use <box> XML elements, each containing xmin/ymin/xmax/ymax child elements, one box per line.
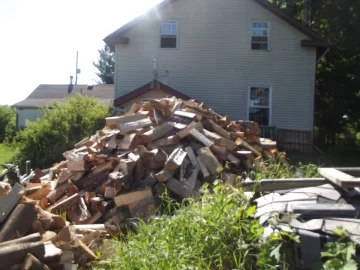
<box><xmin>251</xmin><ymin>22</ymin><xmax>269</xmax><ymax>50</ymax></box>
<box><xmin>161</xmin><ymin>22</ymin><xmax>178</xmax><ymax>48</ymax></box>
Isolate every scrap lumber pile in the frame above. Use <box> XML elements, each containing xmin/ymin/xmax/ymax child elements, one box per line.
<box><xmin>0</xmin><ymin>97</ymin><xmax>280</xmax><ymax>269</ymax></box>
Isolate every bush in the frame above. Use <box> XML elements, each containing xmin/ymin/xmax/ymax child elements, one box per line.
<box><xmin>4</xmin><ymin>116</ymin><xmax>17</xmax><ymax>145</ymax></box>
<box><xmin>0</xmin><ymin>105</ymin><xmax>15</xmax><ymax>142</ymax></box>
<box><xmin>97</xmin><ymin>184</ymin><xmax>297</xmax><ymax>270</ymax></box>
<box><xmin>13</xmin><ymin>95</ymin><xmax>111</xmax><ymax>171</ymax></box>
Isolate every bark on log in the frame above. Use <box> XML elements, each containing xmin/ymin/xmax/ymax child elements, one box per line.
<box><xmin>0</xmin><ymin>233</ymin><xmax>41</xmax><ymax>249</ymax></box>
<box><xmin>22</xmin><ymin>253</ymin><xmax>50</xmax><ymax>270</ymax></box>
<box><xmin>0</xmin><ymin>204</ymin><xmax>37</xmax><ymax>242</ymax></box>
<box><xmin>0</xmin><ymin>183</ymin><xmax>25</xmax><ymax>224</ymax></box>
<box><xmin>0</xmin><ymin>241</ymin><xmax>45</xmax><ymax>269</ymax></box>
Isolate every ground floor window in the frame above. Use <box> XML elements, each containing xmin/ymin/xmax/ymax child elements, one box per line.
<box><xmin>248</xmin><ymin>86</ymin><xmax>271</xmax><ymax>126</ymax></box>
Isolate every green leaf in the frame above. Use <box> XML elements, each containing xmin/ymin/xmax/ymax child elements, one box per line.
<box><xmin>270</xmin><ymin>243</ymin><xmax>282</xmax><ymax>262</ymax></box>
<box><xmin>343</xmin><ymin>259</ymin><xmax>358</xmax><ymax>270</ymax></box>
<box><xmin>245</xmin><ymin>205</ymin><xmax>256</xmax><ymax>217</ymax></box>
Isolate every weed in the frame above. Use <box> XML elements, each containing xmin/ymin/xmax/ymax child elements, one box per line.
<box><xmin>95</xmin><ymin>183</ymin><xmax>297</xmax><ymax>270</ymax></box>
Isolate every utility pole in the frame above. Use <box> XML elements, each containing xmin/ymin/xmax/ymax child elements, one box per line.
<box><xmin>75</xmin><ymin>51</ymin><xmax>81</xmax><ymax>85</ymax></box>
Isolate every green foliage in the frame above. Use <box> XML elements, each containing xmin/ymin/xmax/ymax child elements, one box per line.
<box><xmin>13</xmin><ymin>95</ymin><xmax>111</xmax><ymax>171</ymax></box>
<box><xmin>96</xmin><ymin>184</ymin><xmax>297</xmax><ymax>270</ymax></box>
<box><xmin>315</xmin><ymin>226</ymin><xmax>357</xmax><ymax>270</ymax></box>
<box><xmin>279</xmin><ymin>1</ymin><xmax>360</xmax><ymax>144</ymax></box>
<box><xmin>0</xmin><ymin>105</ymin><xmax>15</xmax><ymax>142</ymax></box>
<box><xmin>4</xmin><ymin>116</ymin><xmax>17</xmax><ymax>144</ymax></box>
<box><xmin>93</xmin><ymin>45</ymin><xmax>115</xmax><ymax>84</ymax></box>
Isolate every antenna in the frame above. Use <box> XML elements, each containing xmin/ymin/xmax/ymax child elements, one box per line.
<box><xmin>75</xmin><ymin>51</ymin><xmax>81</xmax><ymax>85</ymax></box>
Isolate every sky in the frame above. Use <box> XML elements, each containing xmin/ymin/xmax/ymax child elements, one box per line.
<box><xmin>0</xmin><ymin>0</ymin><xmax>163</xmax><ymax>105</ymax></box>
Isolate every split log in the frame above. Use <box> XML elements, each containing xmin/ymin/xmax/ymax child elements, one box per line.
<box><xmin>174</xmin><ymin>110</ymin><xmax>196</xmax><ymax>119</ymax></box>
<box><xmin>235</xmin><ymin>137</ymin><xmax>262</xmax><ymax>156</ymax></box>
<box><xmin>92</xmin><ymin>160</ymin><xmax>116</xmax><ymax>174</ymax></box>
<box><xmin>152</xmin><ymin>135</ymin><xmax>179</xmax><ymax>146</ymax></box>
<box><xmin>118</xmin><ymin>134</ymin><xmax>139</xmax><ymax>150</ymax></box>
<box><xmin>185</xmin><ymin>146</ymin><xmax>199</xmax><ymax>167</ymax></box>
<box><xmin>165</xmin><ymin>147</ymin><xmax>187</xmax><ymax>170</ymax></box>
<box><xmin>142</xmin><ymin>122</ymin><xmax>174</xmax><ymax>143</ymax></box>
<box><xmin>211</xmin><ymin>145</ymin><xmax>229</xmax><ymax>160</ymax></box>
<box><xmin>187</xmin><ymin>166</ymin><xmax>200</xmax><ymax>190</ymax></box>
<box><xmin>57</xmin><ymin>169</ymin><xmax>73</xmax><ymax>187</ymax></box>
<box><xmin>128</xmin><ymin>197</ymin><xmax>157</xmax><ymax>219</ymax></box>
<box><xmin>0</xmin><ymin>182</ymin><xmax>11</xmax><ymax>198</ymax></box>
<box><xmin>217</xmin><ymin>137</ymin><xmax>236</xmax><ymax>151</ymax></box>
<box><xmin>104</xmin><ymin>187</ymin><xmax>116</xmax><ymax>199</ymax></box>
<box><xmin>80</xmin><ymin>231</ymin><xmax>101</xmax><ymax>246</ymax></box>
<box><xmin>74</xmin><ymin>238</ymin><xmax>97</xmax><ymax>262</ymax></box>
<box><xmin>197</xmin><ymin>147</ymin><xmax>223</xmax><ymax>175</ymax></box>
<box><xmin>203</xmin><ymin>120</ymin><xmax>231</xmax><ymax>139</ymax></box>
<box><xmin>22</xmin><ymin>253</ymin><xmax>50</xmax><ymax>270</ymax></box>
<box><xmin>114</xmin><ymin>189</ymin><xmax>153</xmax><ymax>207</ymax></box>
<box><xmin>26</xmin><ymin>184</ymin><xmax>52</xmax><ymax>200</ymax></box>
<box><xmin>50</xmin><ymin>193</ymin><xmax>80</xmax><ymax>213</ymax></box>
<box><xmin>0</xmin><ymin>233</ymin><xmax>41</xmax><ymax>249</ymax></box>
<box><xmin>85</xmin><ymin>211</ymin><xmax>102</xmax><ymax>224</ymax></box>
<box><xmin>30</xmin><ymin>220</ymin><xmax>46</xmax><ymax>235</ymax></box>
<box><xmin>197</xmin><ymin>156</ymin><xmax>211</xmax><ymax>180</ymax></box>
<box><xmin>227</xmin><ymin>153</ymin><xmax>241</xmax><ymax>166</ymax></box>
<box><xmin>203</xmin><ymin>129</ymin><xmax>221</xmax><ymax>143</ymax></box>
<box><xmin>0</xmin><ymin>183</ymin><xmax>25</xmax><ymax>223</ymax></box>
<box><xmin>42</xmin><ymin>231</ymin><xmax>58</xmax><ymax>243</ymax></box>
<box><xmin>190</xmin><ymin>129</ymin><xmax>214</xmax><ymax>147</ymax></box>
<box><xmin>177</xmin><ymin>121</ymin><xmax>203</xmax><ymax>139</ymax></box>
<box><xmin>0</xmin><ymin>241</ymin><xmax>45</xmax><ymax>269</ymax></box>
<box><xmin>118</xmin><ymin>118</ymin><xmax>152</xmax><ymax>133</ymax></box>
<box><xmin>154</xmin><ymin>169</ymin><xmax>175</xmax><ymax>182</ymax></box>
<box><xmin>47</xmin><ymin>181</ymin><xmax>71</xmax><ymax>204</ymax></box>
<box><xmin>165</xmin><ymin>177</ymin><xmax>200</xmax><ymax>199</ymax></box>
<box><xmin>67</xmin><ymin>159</ymin><xmax>85</xmax><ymax>171</ymax></box>
<box><xmin>0</xmin><ymin>204</ymin><xmax>37</xmax><ymax>242</ymax></box>
<box><xmin>43</xmin><ymin>241</ymin><xmax>63</xmax><ymax>263</ymax></box>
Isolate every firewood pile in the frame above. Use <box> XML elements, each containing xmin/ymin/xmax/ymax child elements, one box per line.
<box><xmin>0</xmin><ymin>97</ymin><xmax>281</xmax><ymax>269</ymax></box>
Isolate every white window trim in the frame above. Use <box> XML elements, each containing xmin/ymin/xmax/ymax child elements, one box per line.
<box><xmin>160</xmin><ymin>21</ymin><xmax>179</xmax><ymax>49</ymax></box>
<box><xmin>250</xmin><ymin>21</ymin><xmax>271</xmax><ymax>51</ymax></box>
<box><xmin>247</xmin><ymin>86</ymin><xmax>272</xmax><ymax>126</ymax></box>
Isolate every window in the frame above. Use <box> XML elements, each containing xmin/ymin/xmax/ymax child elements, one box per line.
<box><xmin>251</xmin><ymin>22</ymin><xmax>269</xmax><ymax>50</ymax></box>
<box><xmin>161</xmin><ymin>22</ymin><xmax>177</xmax><ymax>48</ymax></box>
<box><xmin>248</xmin><ymin>87</ymin><xmax>271</xmax><ymax>126</ymax></box>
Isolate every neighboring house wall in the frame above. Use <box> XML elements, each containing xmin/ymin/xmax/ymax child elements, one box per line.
<box><xmin>16</xmin><ymin>108</ymin><xmax>43</xmax><ymax>128</ymax></box>
<box><xmin>115</xmin><ymin>0</ymin><xmax>316</xmax><ymax>131</ymax></box>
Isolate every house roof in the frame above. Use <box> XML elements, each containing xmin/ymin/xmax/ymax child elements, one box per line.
<box><xmin>104</xmin><ymin>0</ymin><xmax>328</xmax><ymax>50</ymax></box>
<box><xmin>114</xmin><ymin>80</ymin><xmax>191</xmax><ymax>107</ymax></box>
<box><xmin>12</xmin><ymin>84</ymin><xmax>114</xmax><ymax>108</ymax></box>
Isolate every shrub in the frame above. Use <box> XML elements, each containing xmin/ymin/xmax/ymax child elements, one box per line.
<box><xmin>13</xmin><ymin>95</ymin><xmax>111</xmax><ymax>171</ymax></box>
<box><xmin>4</xmin><ymin>116</ymin><xmax>17</xmax><ymax>145</ymax></box>
<box><xmin>0</xmin><ymin>105</ymin><xmax>15</xmax><ymax>142</ymax></box>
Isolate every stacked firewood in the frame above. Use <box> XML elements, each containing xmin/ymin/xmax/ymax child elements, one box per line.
<box><xmin>0</xmin><ymin>97</ymin><xmax>281</xmax><ymax>269</ymax></box>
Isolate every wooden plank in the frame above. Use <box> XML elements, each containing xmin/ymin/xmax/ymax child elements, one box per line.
<box><xmin>240</xmin><ymin>178</ymin><xmax>327</xmax><ymax>192</ymax></box>
<box><xmin>197</xmin><ymin>147</ymin><xmax>223</xmax><ymax>175</ymax></box>
<box><xmin>119</xmin><ymin>118</ymin><xmax>152</xmax><ymax>133</ymax></box>
<box><xmin>318</xmin><ymin>168</ymin><xmax>360</xmax><ymax>187</ymax></box>
<box><xmin>114</xmin><ymin>189</ymin><xmax>153</xmax><ymax>207</ymax></box>
<box><xmin>190</xmin><ymin>129</ymin><xmax>214</xmax><ymax>147</ymax></box>
<box><xmin>0</xmin><ymin>183</ymin><xmax>25</xmax><ymax>223</ymax></box>
<box><xmin>165</xmin><ymin>147</ymin><xmax>187</xmax><ymax>170</ymax></box>
<box><xmin>0</xmin><ymin>204</ymin><xmax>37</xmax><ymax>242</ymax></box>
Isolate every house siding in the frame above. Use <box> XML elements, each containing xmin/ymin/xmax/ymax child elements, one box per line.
<box><xmin>16</xmin><ymin>108</ymin><xmax>43</xmax><ymax>129</ymax></box>
<box><xmin>115</xmin><ymin>0</ymin><xmax>316</xmax><ymax>131</ymax></box>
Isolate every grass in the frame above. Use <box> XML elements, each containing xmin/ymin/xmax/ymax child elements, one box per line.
<box><xmin>0</xmin><ymin>143</ymin><xmax>15</xmax><ymax>164</ymax></box>
<box><xmin>95</xmin><ymin>163</ymin><xmax>318</xmax><ymax>270</ymax></box>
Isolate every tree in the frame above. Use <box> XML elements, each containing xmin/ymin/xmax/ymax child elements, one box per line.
<box><xmin>274</xmin><ymin>0</ymin><xmax>360</xmax><ymax>145</ymax></box>
<box><xmin>93</xmin><ymin>44</ymin><xmax>115</xmax><ymax>84</ymax></box>
<box><xmin>12</xmin><ymin>95</ymin><xmax>111</xmax><ymax>171</ymax></box>
<box><xmin>0</xmin><ymin>106</ymin><xmax>15</xmax><ymax>142</ymax></box>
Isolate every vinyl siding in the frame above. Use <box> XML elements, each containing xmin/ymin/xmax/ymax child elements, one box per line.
<box><xmin>115</xmin><ymin>0</ymin><xmax>316</xmax><ymax>131</ymax></box>
<box><xmin>16</xmin><ymin>108</ymin><xmax>43</xmax><ymax>129</ymax></box>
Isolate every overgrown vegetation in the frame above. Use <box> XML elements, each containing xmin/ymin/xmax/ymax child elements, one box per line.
<box><xmin>0</xmin><ymin>105</ymin><xmax>16</xmax><ymax>143</ymax></box>
<box><xmin>97</xmin><ymin>184</ymin><xmax>297</xmax><ymax>270</ymax></box>
<box><xmin>12</xmin><ymin>95</ymin><xmax>111</xmax><ymax>171</ymax></box>
<box><xmin>315</xmin><ymin>226</ymin><xmax>357</xmax><ymax>270</ymax></box>
<box><xmin>0</xmin><ymin>144</ymin><xmax>15</xmax><ymax>165</ymax></box>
